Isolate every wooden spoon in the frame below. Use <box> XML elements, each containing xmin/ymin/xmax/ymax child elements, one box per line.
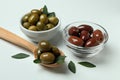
<box><xmin>0</xmin><ymin>27</ymin><xmax>64</xmax><ymax>67</ymax></box>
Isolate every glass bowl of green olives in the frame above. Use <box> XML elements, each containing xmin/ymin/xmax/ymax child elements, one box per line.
<box><xmin>20</xmin><ymin>5</ymin><xmax>60</xmax><ymax>42</ymax></box>
<box><xmin>63</xmin><ymin>21</ymin><xmax>108</xmax><ymax>57</ymax></box>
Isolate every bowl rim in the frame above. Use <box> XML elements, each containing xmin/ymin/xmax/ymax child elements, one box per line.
<box><xmin>63</xmin><ymin>21</ymin><xmax>109</xmax><ymax>49</ymax></box>
<box><xmin>20</xmin><ymin>17</ymin><xmax>61</xmax><ymax>33</ymax></box>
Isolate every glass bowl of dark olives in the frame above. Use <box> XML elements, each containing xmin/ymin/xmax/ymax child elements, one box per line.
<box><xmin>20</xmin><ymin>5</ymin><xmax>60</xmax><ymax>42</ymax></box>
<box><xmin>63</xmin><ymin>21</ymin><xmax>108</xmax><ymax>57</ymax></box>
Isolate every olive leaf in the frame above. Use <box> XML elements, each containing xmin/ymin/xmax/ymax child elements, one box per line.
<box><xmin>78</xmin><ymin>61</ymin><xmax>96</xmax><ymax>68</ymax></box>
<box><xmin>68</xmin><ymin>61</ymin><xmax>76</xmax><ymax>73</ymax></box>
<box><xmin>33</xmin><ymin>59</ymin><xmax>41</xmax><ymax>64</ymax></box>
<box><xmin>48</xmin><ymin>12</ymin><xmax>56</xmax><ymax>17</ymax></box>
<box><xmin>56</xmin><ymin>56</ymin><xmax>66</xmax><ymax>64</ymax></box>
<box><xmin>43</xmin><ymin>5</ymin><xmax>48</xmax><ymax>15</ymax></box>
<box><xmin>11</xmin><ymin>53</ymin><xmax>30</xmax><ymax>59</ymax></box>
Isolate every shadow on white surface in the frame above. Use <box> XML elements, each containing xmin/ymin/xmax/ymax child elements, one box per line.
<box><xmin>38</xmin><ymin>62</ymin><xmax>69</xmax><ymax>74</ymax></box>
<box><xmin>0</xmin><ymin>38</ymin><xmax>33</xmax><ymax>54</ymax></box>
<box><xmin>75</xmin><ymin>45</ymin><xmax>113</xmax><ymax>65</ymax></box>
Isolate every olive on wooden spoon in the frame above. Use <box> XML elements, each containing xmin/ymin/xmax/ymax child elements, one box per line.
<box><xmin>0</xmin><ymin>27</ymin><xmax>64</xmax><ymax>67</ymax></box>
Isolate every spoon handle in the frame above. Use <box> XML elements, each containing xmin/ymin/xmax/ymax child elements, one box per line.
<box><xmin>0</xmin><ymin>27</ymin><xmax>37</xmax><ymax>53</ymax></box>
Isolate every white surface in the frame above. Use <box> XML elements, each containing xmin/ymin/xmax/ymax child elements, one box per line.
<box><xmin>0</xmin><ymin>0</ymin><xmax>120</xmax><ymax>80</ymax></box>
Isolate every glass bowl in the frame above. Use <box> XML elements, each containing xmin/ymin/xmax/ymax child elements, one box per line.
<box><xmin>63</xmin><ymin>21</ymin><xmax>108</xmax><ymax>57</ymax></box>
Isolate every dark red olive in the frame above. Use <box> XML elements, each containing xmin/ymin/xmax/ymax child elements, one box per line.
<box><xmin>78</xmin><ymin>24</ymin><xmax>93</xmax><ymax>33</ymax></box>
<box><xmin>80</xmin><ymin>30</ymin><xmax>90</xmax><ymax>41</ymax></box>
<box><xmin>93</xmin><ymin>29</ymin><xmax>104</xmax><ymax>43</ymax></box>
<box><xmin>85</xmin><ymin>38</ymin><xmax>99</xmax><ymax>47</ymax></box>
<box><xmin>68</xmin><ymin>36</ymin><xmax>84</xmax><ymax>46</ymax></box>
<box><xmin>68</xmin><ymin>26</ymin><xmax>79</xmax><ymax>36</ymax></box>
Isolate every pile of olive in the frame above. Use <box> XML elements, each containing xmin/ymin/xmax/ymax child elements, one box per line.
<box><xmin>21</xmin><ymin>5</ymin><xmax>59</xmax><ymax>31</ymax></box>
<box><xmin>37</xmin><ymin>40</ymin><xmax>60</xmax><ymax>64</ymax></box>
<box><xmin>68</xmin><ymin>24</ymin><xmax>104</xmax><ymax>47</ymax></box>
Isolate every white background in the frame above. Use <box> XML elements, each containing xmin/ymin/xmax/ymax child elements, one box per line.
<box><xmin>0</xmin><ymin>0</ymin><xmax>120</xmax><ymax>80</ymax></box>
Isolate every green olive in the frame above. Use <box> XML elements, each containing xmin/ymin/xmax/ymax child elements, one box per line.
<box><xmin>38</xmin><ymin>40</ymin><xmax>51</xmax><ymax>52</ymax></box>
<box><xmin>48</xmin><ymin>16</ymin><xmax>59</xmax><ymax>25</ymax></box>
<box><xmin>28</xmin><ymin>25</ymin><xmax>37</xmax><ymax>31</ymax></box>
<box><xmin>31</xmin><ymin>9</ymin><xmax>41</xmax><ymax>15</ymax></box>
<box><xmin>45</xmin><ymin>23</ymin><xmax>54</xmax><ymax>30</ymax></box>
<box><xmin>22</xmin><ymin>13</ymin><xmax>31</xmax><ymax>22</ymax></box>
<box><xmin>36</xmin><ymin>21</ymin><xmax>45</xmax><ymax>31</ymax></box>
<box><xmin>22</xmin><ymin>22</ymin><xmax>30</xmax><ymax>29</ymax></box>
<box><xmin>28</xmin><ymin>14</ymin><xmax>39</xmax><ymax>25</ymax></box>
<box><xmin>40</xmin><ymin>52</ymin><xmax>55</xmax><ymax>64</ymax></box>
<box><xmin>52</xmin><ymin>46</ymin><xmax>60</xmax><ymax>57</ymax></box>
<box><xmin>40</xmin><ymin>14</ymin><xmax>48</xmax><ymax>24</ymax></box>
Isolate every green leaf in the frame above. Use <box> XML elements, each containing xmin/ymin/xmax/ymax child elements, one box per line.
<box><xmin>11</xmin><ymin>53</ymin><xmax>30</xmax><ymax>59</ymax></box>
<box><xmin>43</xmin><ymin>5</ymin><xmax>48</xmax><ymax>15</ymax></box>
<box><xmin>33</xmin><ymin>59</ymin><xmax>41</xmax><ymax>64</ymax></box>
<box><xmin>78</xmin><ymin>61</ymin><xmax>96</xmax><ymax>68</ymax></box>
<box><xmin>68</xmin><ymin>61</ymin><xmax>76</xmax><ymax>73</ymax></box>
<box><xmin>56</xmin><ymin>56</ymin><xmax>66</xmax><ymax>64</ymax></box>
<box><xmin>48</xmin><ymin>12</ymin><xmax>56</xmax><ymax>17</ymax></box>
